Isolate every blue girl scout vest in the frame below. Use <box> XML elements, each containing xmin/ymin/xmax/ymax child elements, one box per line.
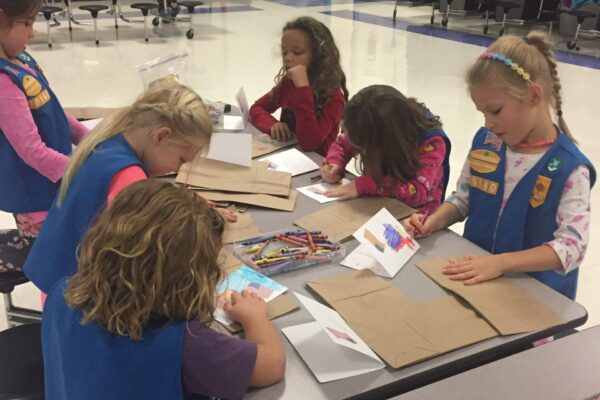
<box><xmin>422</xmin><ymin>127</ymin><xmax>452</xmax><ymax>202</ymax></box>
<box><xmin>24</xmin><ymin>134</ymin><xmax>146</xmax><ymax>293</ymax></box>
<box><xmin>464</xmin><ymin>128</ymin><xmax>596</xmax><ymax>299</ymax></box>
<box><xmin>0</xmin><ymin>52</ymin><xmax>72</xmax><ymax>213</ymax></box>
<box><xmin>43</xmin><ymin>278</ymin><xmax>186</xmax><ymax>400</ymax></box>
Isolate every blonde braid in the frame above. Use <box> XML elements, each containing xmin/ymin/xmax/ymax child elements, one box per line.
<box><xmin>524</xmin><ymin>32</ymin><xmax>576</xmax><ymax>143</ymax></box>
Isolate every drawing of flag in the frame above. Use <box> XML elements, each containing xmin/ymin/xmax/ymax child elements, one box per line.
<box><xmin>484</xmin><ymin>131</ymin><xmax>503</xmax><ymax>150</ymax></box>
<box><xmin>326</xmin><ymin>327</ymin><xmax>357</xmax><ymax>344</ymax></box>
<box><xmin>246</xmin><ymin>282</ymin><xmax>274</xmax><ymax>299</ymax></box>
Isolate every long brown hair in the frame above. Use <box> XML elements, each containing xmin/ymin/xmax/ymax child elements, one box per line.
<box><xmin>65</xmin><ymin>180</ymin><xmax>225</xmax><ymax>340</ymax></box>
<box><xmin>275</xmin><ymin>16</ymin><xmax>349</xmax><ymax>111</ymax></box>
<box><xmin>0</xmin><ymin>0</ymin><xmax>42</xmax><ymax>26</ymax></box>
<box><xmin>344</xmin><ymin>85</ymin><xmax>442</xmax><ymax>185</ymax></box>
<box><xmin>467</xmin><ymin>31</ymin><xmax>574</xmax><ymax>142</ymax></box>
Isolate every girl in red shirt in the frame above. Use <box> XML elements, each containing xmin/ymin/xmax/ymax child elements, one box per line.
<box><xmin>249</xmin><ymin>16</ymin><xmax>348</xmax><ymax>156</ymax></box>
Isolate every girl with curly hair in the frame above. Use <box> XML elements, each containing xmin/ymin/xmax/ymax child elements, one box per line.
<box><xmin>249</xmin><ymin>16</ymin><xmax>349</xmax><ymax>156</ymax></box>
<box><xmin>42</xmin><ymin>180</ymin><xmax>285</xmax><ymax>399</ymax></box>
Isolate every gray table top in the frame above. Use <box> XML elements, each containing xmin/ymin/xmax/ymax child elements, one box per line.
<box><xmin>393</xmin><ymin>325</ymin><xmax>600</xmax><ymax>400</ymax></box>
<box><xmin>217</xmin><ymin>151</ymin><xmax>587</xmax><ymax>399</ymax></box>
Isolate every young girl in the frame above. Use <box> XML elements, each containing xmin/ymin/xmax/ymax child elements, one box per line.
<box><xmin>249</xmin><ymin>16</ymin><xmax>348</xmax><ymax>156</ymax></box>
<box><xmin>42</xmin><ymin>180</ymin><xmax>285</xmax><ymax>399</ymax></box>
<box><xmin>405</xmin><ymin>32</ymin><xmax>595</xmax><ymax>300</ymax></box>
<box><xmin>24</xmin><ymin>83</ymin><xmax>235</xmax><ymax>294</ymax></box>
<box><xmin>321</xmin><ymin>85</ymin><xmax>451</xmax><ymax>215</ymax></box>
<box><xmin>0</xmin><ymin>0</ymin><xmax>89</xmax><ymax>273</ymax></box>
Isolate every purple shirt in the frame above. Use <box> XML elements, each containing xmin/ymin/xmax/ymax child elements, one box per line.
<box><xmin>183</xmin><ymin>320</ymin><xmax>257</xmax><ymax>400</ymax></box>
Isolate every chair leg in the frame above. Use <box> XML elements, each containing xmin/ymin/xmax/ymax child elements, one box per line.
<box><xmin>393</xmin><ymin>0</ymin><xmax>399</xmax><ymax>20</ymax></box>
<box><xmin>144</xmin><ymin>14</ymin><xmax>149</xmax><ymax>42</ymax></box>
<box><xmin>93</xmin><ymin>17</ymin><xmax>99</xmax><ymax>45</ymax></box>
<box><xmin>112</xmin><ymin>0</ymin><xmax>118</xmax><ymax>28</ymax></box>
<box><xmin>46</xmin><ymin>17</ymin><xmax>52</xmax><ymax>47</ymax></box>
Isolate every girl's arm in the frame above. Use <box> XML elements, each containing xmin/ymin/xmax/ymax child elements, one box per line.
<box><xmin>354</xmin><ymin>136</ymin><xmax>447</xmax><ymax>210</ymax></box>
<box><xmin>66</xmin><ymin>113</ymin><xmax>90</xmax><ymax>145</ymax></box>
<box><xmin>287</xmin><ymin>85</ymin><xmax>345</xmax><ymax>153</ymax></box>
<box><xmin>249</xmin><ymin>89</ymin><xmax>281</xmax><ymax>133</ymax></box>
<box><xmin>0</xmin><ymin>76</ymin><xmax>69</xmax><ymax>183</ymax></box>
<box><xmin>326</xmin><ymin>133</ymin><xmax>357</xmax><ymax>169</ymax></box>
<box><xmin>224</xmin><ymin>290</ymin><xmax>285</xmax><ymax>387</ymax></box>
<box><xmin>444</xmin><ymin>165</ymin><xmax>591</xmax><ymax>284</ymax></box>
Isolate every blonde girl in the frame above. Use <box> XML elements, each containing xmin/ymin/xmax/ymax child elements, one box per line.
<box><xmin>42</xmin><ymin>180</ymin><xmax>285</xmax><ymax>399</ymax></box>
<box><xmin>405</xmin><ymin>32</ymin><xmax>595</xmax><ymax>300</ymax></box>
<box><xmin>24</xmin><ymin>83</ymin><xmax>230</xmax><ymax>293</ymax></box>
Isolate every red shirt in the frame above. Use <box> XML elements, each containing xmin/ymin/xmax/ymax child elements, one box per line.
<box><xmin>249</xmin><ymin>77</ymin><xmax>345</xmax><ymax>156</ymax></box>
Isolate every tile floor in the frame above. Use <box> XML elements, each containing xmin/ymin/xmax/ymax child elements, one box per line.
<box><xmin>1</xmin><ymin>0</ymin><xmax>599</xmax><ymax>332</ymax></box>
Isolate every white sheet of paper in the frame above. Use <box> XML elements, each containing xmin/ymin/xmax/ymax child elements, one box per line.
<box><xmin>222</xmin><ymin>87</ymin><xmax>250</xmax><ymax>130</ymax></box>
<box><xmin>340</xmin><ymin>244</ymin><xmax>391</xmax><ymax>278</ymax></box>
<box><xmin>294</xmin><ymin>293</ymin><xmax>380</xmax><ymax>358</ymax></box>
<box><xmin>297</xmin><ymin>178</ymin><xmax>351</xmax><ymax>203</ymax></box>
<box><xmin>345</xmin><ymin>156</ymin><xmax>362</xmax><ymax>177</ymax></box>
<box><xmin>206</xmin><ymin>132</ymin><xmax>252</xmax><ymax>167</ymax></box>
<box><xmin>353</xmin><ymin>208</ymin><xmax>419</xmax><ymax>278</ymax></box>
<box><xmin>258</xmin><ymin>148</ymin><xmax>319</xmax><ymax>176</ymax></box>
<box><xmin>81</xmin><ymin>118</ymin><xmax>102</xmax><ymax>131</ymax></box>
<box><xmin>281</xmin><ymin>322</ymin><xmax>384</xmax><ymax>383</ymax></box>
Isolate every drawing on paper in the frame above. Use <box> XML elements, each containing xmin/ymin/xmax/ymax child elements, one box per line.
<box><xmin>383</xmin><ymin>223</ymin><xmax>415</xmax><ymax>252</ymax></box>
<box><xmin>326</xmin><ymin>327</ymin><xmax>357</xmax><ymax>344</ymax></box>
<box><xmin>363</xmin><ymin>229</ymin><xmax>385</xmax><ymax>253</ymax></box>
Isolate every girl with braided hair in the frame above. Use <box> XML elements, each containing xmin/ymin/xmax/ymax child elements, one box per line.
<box><xmin>404</xmin><ymin>31</ymin><xmax>595</xmax><ymax>299</ymax></box>
<box><xmin>25</xmin><ymin>83</ymin><xmax>235</xmax><ymax>294</ymax></box>
<box><xmin>249</xmin><ymin>16</ymin><xmax>349</xmax><ymax>156</ymax></box>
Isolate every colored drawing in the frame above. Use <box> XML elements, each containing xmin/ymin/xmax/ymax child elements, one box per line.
<box><xmin>246</xmin><ymin>282</ymin><xmax>274</xmax><ymax>299</ymax></box>
<box><xmin>363</xmin><ymin>229</ymin><xmax>385</xmax><ymax>253</ymax></box>
<box><xmin>307</xmin><ymin>186</ymin><xmax>326</xmax><ymax>195</ymax></box>
<box><xmin>326</xmin><ymin>327</ymin><xmax>357</xmax><ymax>344</ymax></box>
<box><xmin>383</xmin><ymin>223</ymin><xmax>415</xmax><ymax>252</ymax></box>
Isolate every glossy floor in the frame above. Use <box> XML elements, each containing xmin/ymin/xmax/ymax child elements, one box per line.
<box><xmin>1</xmin><ymin>0</ymin><xmax>598</xmax><ymax>331</ymax></box>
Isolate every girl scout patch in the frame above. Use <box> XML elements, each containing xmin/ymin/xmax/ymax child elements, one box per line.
<box><xmin>547</xmin><ymin>157</ymin><xmax>563</xmax><ymax>172</ymax></box>
<box><xmin>469</xmin><ymin>149</ymin><xmax>501</xmax><ymax>174</ymax></box>
<box><xmin>530</xmin><ymin>176</ymin><xmax>551</xmax><ymax>208</ymax></box>
<box><xmin>23</xmin><ymin>75</ymin><xmax>42</xmax><ymax>97</ymax></box>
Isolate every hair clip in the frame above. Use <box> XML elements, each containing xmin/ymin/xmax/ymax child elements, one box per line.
<box><xmin>480</xmin><ymin>51</ymin><xmax>531</xmax><ymax>82</ymax></box>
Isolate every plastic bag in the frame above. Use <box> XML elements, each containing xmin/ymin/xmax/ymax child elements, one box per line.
<box><xmin>136</xmin><ymin>51</ymin><xmax>188</xmax><ymax>89</ymax></box>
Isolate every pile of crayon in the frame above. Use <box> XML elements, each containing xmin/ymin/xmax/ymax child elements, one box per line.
<box><xmin>236</xmin><ymin>230</ymin><xmax>343</xmax><ymax>276</ymax></box>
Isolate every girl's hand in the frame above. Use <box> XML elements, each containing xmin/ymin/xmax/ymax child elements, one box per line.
<box><xmin>286</xmin><ymin>65</ymin><xmax>310</xmax><ymax>87</ymax></box>
<box><xmin>223</xmin><ymin>290</ymin><xmax>268</xmax><ymax>324</ymax></box>
<box><xmin>403</xmin><ymin>213</ymin><xmax>432</xmax><ymax>239</ymax></box>
<box><xmin>325</xmin><ymin>181</ymin><xmax>358</xmax><ymax>201</ymax></box>
<box><xmin>217</xmin><ymin>207</ymin><xmax>238</xmax><ymax>223</ymax></box>
<box><xmin>442</xmin><ymin>255</ymin><xmax>505</xmax><ymax>285</ymax></box>
<box><xmin>270</xmin><ymin>122</ymin><xmax>294</xmax><ymax>142</ymax></box>
<box><xmin>320</xmin><ymin>163</ymin><xmax>342</xmax><ymax>183</ymax></box>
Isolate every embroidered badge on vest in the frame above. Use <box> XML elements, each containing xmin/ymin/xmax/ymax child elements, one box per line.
<box><xmin>23</xmin><ymin>75</ymin><xmax>42</xmax><ymax>97</ymax></box>
<box><xmin>547</xmin><ymin>157</ymin><xmax>563</xmax><ymax>172</ymax></box>
<box><xmin>28</xmin><ymin>90</ymin><xmax>51</xmax><ymax>110</ymax></box>
<box><xmin>469</xmin><ymin>149</ymin><xmax>501</xmax><ymax>174</ymax></box>
<box><xmin>530</xmin><ymin>176</ymin><xmax>551</xmax><ymax>208</ymax></box>
<box><xmin>469</xmin><ymin>175</ymin><xmax>498</xmax><ymax>195</ymax></box>
<box><xmin>484</xmin><ymin>131</ymin><xmax>503</xmax><ymax>150</ymax></box>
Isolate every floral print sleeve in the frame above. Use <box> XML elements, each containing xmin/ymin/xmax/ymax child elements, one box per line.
<box><xmin>545</xmin><ymin>165</ymin><xmax>591</xmax><ymax>274</ymax></box>
<box><xmin>445</xmin><ymin>155</ymin><xmax>471</xmax><ymax>219</ymax></box>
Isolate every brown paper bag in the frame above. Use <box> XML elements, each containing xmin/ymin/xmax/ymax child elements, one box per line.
<box><xmin>252</xmin><ymin>135</ymin><xmax>297</xmax><ymax>158</ymax></box>
<box><xmin>417</xmin><ymin>258</ymin><xmax>566</xmax><ymax>335</ymax></box>
<box><xmin>176</xmin><ymin>158</ymin><xmax>292</xmax><ymax>197</ymax></box>
<box><xmin>295</xmin><ymin>197</ymin><xmax>416</xmax><ymax>242</ymax></box>
<box><xmin>196</xmin><ymin>189</ymin><xmax>298</xmax><ymax>212</ymax></box>
<box><xmin>222</xmin><ymin>208</ymin><xmax>261</xmax><ymax>244</ymax></box>
<box><xmin>307</xmin><ymin>270</ymin><xmax>497</xmax><ymax>368</ymax></box>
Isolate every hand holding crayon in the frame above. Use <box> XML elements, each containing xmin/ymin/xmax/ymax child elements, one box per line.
<box><xmin>319</xmin><ymin>159</ymin><xmax>343</xmax><ymax>184</ymax></box>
